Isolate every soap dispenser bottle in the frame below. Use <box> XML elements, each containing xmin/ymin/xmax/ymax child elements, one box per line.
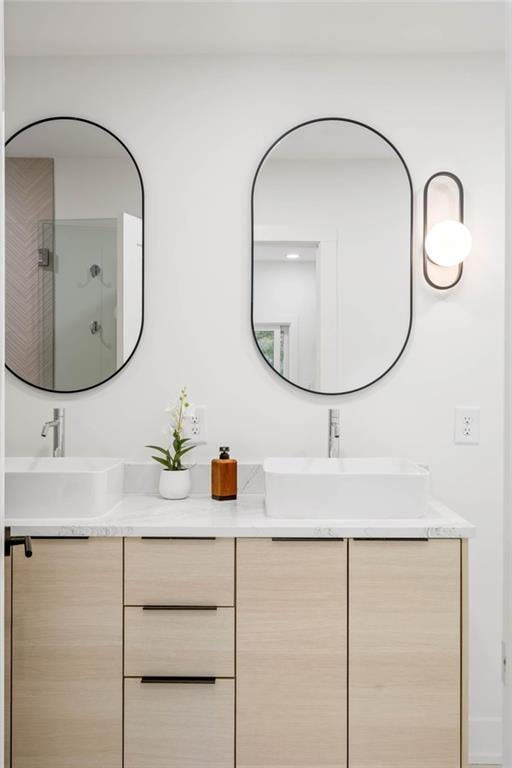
<box><xmin>211</xmin><ymin>447</ymin><xmax>237</xmax><ymax>501</ymax></box>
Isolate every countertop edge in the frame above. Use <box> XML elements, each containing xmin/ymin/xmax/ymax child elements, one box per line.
<box><xmin>6</xmin><ymin>493</ymin><xmax>476</xmax><ymax>539</ymax></box>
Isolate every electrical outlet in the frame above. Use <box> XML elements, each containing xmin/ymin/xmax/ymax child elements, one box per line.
<box><xmin>455</xmin><ymin>406</ymin><xmax>480</xmax><ymax>445</ymax></box>
<box><xmin>183</xmin><ymin>406</ymin><xmax>208</xmax><ymax>444</ymax></box>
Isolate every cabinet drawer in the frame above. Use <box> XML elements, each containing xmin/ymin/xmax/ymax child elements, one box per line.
<box><xmin>124</xmin><ymin>538</ymin><xmax>234</xmax><ymax>606</ymax></box>
<box><xmin>124</xmin><ymin>677</ymin><xmax>234</xmax><ymax>768</ymax></box>
<box><xmin>125</xmin><ymin>606</ymin><xmax>234</xmax><ymax>677</ymax></box>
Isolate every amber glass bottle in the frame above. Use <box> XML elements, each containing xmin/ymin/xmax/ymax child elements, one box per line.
<box><xmin>211</xmin><ymin>447</ymin><xmax>237</xmax><ymax>500</ymax></box>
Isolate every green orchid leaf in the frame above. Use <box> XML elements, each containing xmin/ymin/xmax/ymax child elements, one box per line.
<box><xmin>152</xmin><ymin>455</ymin><xmax>171</xmax><ymax>469</ymax></box>
<box><xmin>179</xmin><ymin>444</ymin><xmax>197</xmax><ymax>457</ymax></box>
<box><xmin>145</xmin><ymin>445</ymin><xmax>168</xmax><ymax>455</ymax></box>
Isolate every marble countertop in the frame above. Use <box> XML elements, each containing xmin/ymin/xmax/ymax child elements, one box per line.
<box><xmin>8</xmin><ymin>493</ymin><xmax>475</xmax><ymax>539</ymax></box>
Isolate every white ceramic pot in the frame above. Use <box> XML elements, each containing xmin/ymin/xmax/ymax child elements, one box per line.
<box><xmin>159</xmin><ymin>468</ymin><xmax>192</xmax><ymax>500</ymax></box>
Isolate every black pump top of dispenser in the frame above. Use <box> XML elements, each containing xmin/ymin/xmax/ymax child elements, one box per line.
<box><xmin>219</xmin><ymin>447</ymin><xmax>230</xmax><ymax>459</ymax></box>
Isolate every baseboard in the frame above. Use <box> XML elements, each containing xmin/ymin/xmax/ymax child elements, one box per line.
<box><xmin>470</xmin><ymin>716</ymin><xmax>503</xmax><ymax>764</ymax></box>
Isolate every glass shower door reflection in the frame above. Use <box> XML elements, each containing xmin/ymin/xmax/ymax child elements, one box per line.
<box><xmin>53</xmin><ymin>219</ymin><xmax>117</xmax><ymax>390</ymax></box>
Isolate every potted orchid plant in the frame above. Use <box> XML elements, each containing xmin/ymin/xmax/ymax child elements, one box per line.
<box><xmin>146</xmin><ymin>387</ymin><xmax>197</xmax><ymax>499</ymax></box>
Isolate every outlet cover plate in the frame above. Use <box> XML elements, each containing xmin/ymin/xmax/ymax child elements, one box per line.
<box><xmin>455</xmin><ymin>406</ymin><xmax>480</xmax><ymax>445</ymax></box>
<box><xmin>183</xmin><ymin>405</ymin><xmax>208</xmax><ymax>444</ymax></box>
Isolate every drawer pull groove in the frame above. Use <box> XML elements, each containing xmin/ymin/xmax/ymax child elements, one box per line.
<box><xmin>140</xmin><ymin>676</ymin><xmax>216</xmax><ymax>685</ymax></box>
<box><xmin>32</xmin><ymin>536</ymin><xmax>90</xmax><ymax>540</ymax></box>
<box><xmin>271</xmin><ymin>537</ymin><xmax>345</xmax><ymax>542</ymax></box>
<box><xmin>140</xmin><ymin>537</ymin><xmax>217</xmax><ymax>541</ymax></box>
<box><xmin>142</xmin><ymin>605</ymin><xmax>218</xmax><ymax>611</ymax></box>
<box><xmin>352</xmin><ymin>537</ymin><xmax>429</xmax><ymax>542</ymax></box>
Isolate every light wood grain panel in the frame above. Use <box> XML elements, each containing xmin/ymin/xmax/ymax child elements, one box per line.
<box><xmin>462</xmin><ymin>539</ymin><xmax>469</xmax><ymax>768</ymax></box>
<box><xmin>124</xmin><ymin>677</ymin><xmax>234</xmax><ymax>768</ymax></box>
<box><xmin>124</xmin><ymin>537</ymin><xmax>234</xmax><ymax>606</ymax></box>
<box><xmin>237</xmin><ymin>538</ymin><xmax>347</xmax><ymax>768</ymax></box>
<box><xmin>12</xmin><ymin>538</ymin><xmax>122</xmax><ymax>768</ymax></box>
<box><xmin>349</xmin><ymin>539</ymin><xmax>461</xmax><ymax>768</ymax></box>
<box><xmin>124</xmin><ymin>606</ymin><xmax>234</xmax><ymax>677</ymax></box>
<box><xmin>5</xmin><ymin>557</ymin><xmax>12</xmax><ymax>768</ymax></box>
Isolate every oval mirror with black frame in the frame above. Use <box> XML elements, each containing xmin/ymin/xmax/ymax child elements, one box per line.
<box><xmin>251</xmin><ymin>118</ymin><xmax>412</xmax><ymax>395</ymax></box>
<box><xmin>5</xmin><ymin>117</ymin><xmax>144</xmax><ymax>393</ymax></box>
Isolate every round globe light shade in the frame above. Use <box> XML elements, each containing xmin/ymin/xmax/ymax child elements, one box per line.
<box><xmin>425</xmin><ymin>220</ymin><xmax>472</xmax><ymax>267</ymax></box>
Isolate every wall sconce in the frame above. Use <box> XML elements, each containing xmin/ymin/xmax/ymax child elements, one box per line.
<box><xmin>423</xmin><ymin>171</ymin><xmax>472</xmax><ymax>290</ymax></box>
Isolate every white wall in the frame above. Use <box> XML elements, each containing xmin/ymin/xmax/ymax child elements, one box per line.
<box><xmin>504</xmin><ymin>8</ymin><xmax>512</xmax><ymax>766</ymax></box>
<box><xmin>4</xmin><ymin>52</ymin><xmax>505</xmax><ymax>761</ymax></box>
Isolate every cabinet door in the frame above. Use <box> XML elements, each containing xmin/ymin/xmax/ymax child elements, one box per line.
<box><xmin>349</xmin><ymin>539</ymin><xmax>461</xmax><ymax>768</ymax></box>
<box><xmin>5</xmin><ymin>557</ymin><xmax>12</xmax><ymax>768</ymax></box>
<box><xmin>237</xmin><ymin>538</ymin><xmax>347</xmax><ymax>768</ymax></box>
<box><xmin>12</xmin><ymin>538</ymin><xmax>123</xmax><ymax>768</ymax></box>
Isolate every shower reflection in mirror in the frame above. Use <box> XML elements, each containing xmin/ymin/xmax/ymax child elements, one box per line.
<box><xmin>5</xmin><ymin>117</ymin><xmax>144</xmax><ymax>393</ymax></box>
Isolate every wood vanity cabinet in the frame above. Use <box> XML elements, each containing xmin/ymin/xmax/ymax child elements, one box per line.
<box><xmin>4</xmin><ymin>534</ymin><xmax>467</xmax><ymax>768</ymax></box>
<box><xmin>9</xmin><ymin>538</ymin><xmax>123</xmax><ymax>768</ymax></box>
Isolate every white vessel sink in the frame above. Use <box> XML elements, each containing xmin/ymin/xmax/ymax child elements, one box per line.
<box><xmin>264</xmin><ymin>457</ymin><xmax>430</xmax><ymax>519</ymax></box>
<box><xmin>6</xmin><ymin>457</ymin><xmax>124</xmax><ymax>520</ymax></box>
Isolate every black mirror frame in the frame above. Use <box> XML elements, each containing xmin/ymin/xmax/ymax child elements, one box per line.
<box><xmin>250</xmin><ymin>116</ymin><xmax>413</xmax><ymax>396</ymax></box>
<box><xmin>5</xmin><ymin>115</ymin><xmax>145</xmax><ymax>394</ymax></box>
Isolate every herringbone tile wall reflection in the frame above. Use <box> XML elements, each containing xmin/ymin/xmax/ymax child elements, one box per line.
<box><xmin>5</xmin><ymin>156</ymin><xmax>54</xmax><ymax>388</ymax></box>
